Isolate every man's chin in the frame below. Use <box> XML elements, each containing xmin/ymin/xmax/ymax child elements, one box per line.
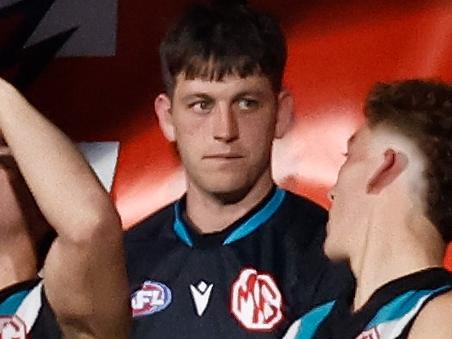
<box><xmin>190</xmin><ymin>169</ymin><xmax>270</xmax><ymax>203</ymax></box>
<box><xmin>209</xmin><ymin>185</ymin><xmax>254</xmax><ymax>204</ymax></box>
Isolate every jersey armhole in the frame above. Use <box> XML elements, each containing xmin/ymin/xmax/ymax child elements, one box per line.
<box><xmin>398</xmin><ymin>287</ymin><xmax>452</xmax><ymax>339</ymax></box>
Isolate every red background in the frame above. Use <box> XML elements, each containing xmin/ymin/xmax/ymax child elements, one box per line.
<box><xmin>23</xmin><ymin>0</ymin><xmax>452</xmax><ymax>268</ymax></box>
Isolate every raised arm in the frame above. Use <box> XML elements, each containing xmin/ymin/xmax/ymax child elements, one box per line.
<box><xmin>0</xmin><ymin>78</ymin><xmax>130</xmax><ymax>339</ymax></box>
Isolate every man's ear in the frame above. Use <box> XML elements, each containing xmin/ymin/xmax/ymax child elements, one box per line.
<box><xmin>275</xmin><ymin>89</ymin><xmax>294</xmax><ymax>139</ymax></box>
<box><xmin>367</xmin><ymin>149</ymin><xmax>408</xmax><ymax>194</ymax></box>
<box><xmin>155</xmin><ymin>93</ymin><xmax>176</xmax><ymax>142</ymax></box>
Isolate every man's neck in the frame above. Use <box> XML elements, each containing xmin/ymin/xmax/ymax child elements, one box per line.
<box><xmin>185</xmin><ymin>174</ymin><xmax>274</xmax><ymax>234</ymax></box>
<box><xmin>0</xmin><ymin>234</ymin><xmax>38</xmax><ymax>291</ymax></box>
<box><xmin>351</xmin><ymin>214</ymin><xmax>444</xmax><ymax>311</ymax></box>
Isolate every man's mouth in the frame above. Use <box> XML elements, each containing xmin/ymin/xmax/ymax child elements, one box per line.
<box><xmin>203</xmin><ymin>153</ymin><xmax>243</xmax><ymax>159</ymax></box>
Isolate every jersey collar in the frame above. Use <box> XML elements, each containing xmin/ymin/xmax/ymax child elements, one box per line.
<box><xmin>173</xmin><ymin>187</ymin><xmax>286</xmax><ymax>247</ymax></box>
<box><xmin>0</xmin><ymin>279</ymin><xmax>40</xmax><ymax>315</ymax></box>
<box><xmin>320</xmin><ymin>267</ymin><xmax>452</xmax><ymax>337</ymax></box>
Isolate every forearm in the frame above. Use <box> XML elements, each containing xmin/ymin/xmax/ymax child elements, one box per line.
<box><xmin>0</xmin><ymin>79</ymin><xmax>130</xmax><ymax>337</ymax></box>
<box><xmin>0</xmin><ymin>79</ymin><xmax>121</xmax><ymax>242</ymax></box>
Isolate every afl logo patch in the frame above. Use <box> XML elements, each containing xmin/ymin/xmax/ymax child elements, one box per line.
<box><xmin>230</xmin><ymin>268</ymin><xmax>283</xmax><ymax>331</ymax></box>
<box><xmin>131</xmin><ymin>281</ymin><xmax>172</xmax><ymax>317</ymax></box>
<box><xmin>0</xmin><ymin>315</ymin><xmax>27</xmax><ymax>339</ymax></box>
<box><xmin>356</xmin><ymin>328</ymin><xmax>380</xmax><ymax>339</ymax></box>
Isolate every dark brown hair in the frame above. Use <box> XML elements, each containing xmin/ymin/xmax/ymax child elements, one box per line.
<box><xmin>365</xmin><ymin>79</ymin><xmax>452</xmax><ymax>242</ymax></box>
<box><xmin>159</xmin><ymin>1</ymin><xmax>287</xmax><ymax>95</ymax></box>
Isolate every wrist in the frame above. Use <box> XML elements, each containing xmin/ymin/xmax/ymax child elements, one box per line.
<box><xmin>0</xmin><ymin>81</ymin><xmax>28</xmax><ymax>117</ymax></box>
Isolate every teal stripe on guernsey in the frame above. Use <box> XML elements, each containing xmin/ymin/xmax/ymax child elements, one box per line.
<box><xmin>366</xmin><ymin>285</ymin><xmax>452</xmax><ymax>329</ymax></box>
<box><xmin>0</xmin><ymin>289</ymin><xmax>30</xmax><ymax>315</ymax></box>
<box><xmin>173</xmin><ymin>202</ymin><xmax>194</xmax><ymax>247</ymax></box>
<box><xmin>295</xmin><ymin>301</ymin><xmax>336</xmax><ymax>339</ymax></box>
<box><xmin>173</xmin><ymin>188</ymin><xmax>286</xmax><ymax>247</ymax></box>
<box><xmin>223</xmin><ymin>188</ymin><xmax>286</xmax><ymax>245</ymax></box>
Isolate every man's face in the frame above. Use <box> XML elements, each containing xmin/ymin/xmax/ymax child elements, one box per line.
<box><xmin>324</xmin><ymin>125</ymin><xmax>375</xmax><ymax>260</ymax></box>
<box><xmin>0</xmin><ymin>139</ymin><xmax>17</xmax><ymax>193</ymax></box>
<box><xmin>0</xmin><ymin>147</ymin><xmax>50</xmax><ymax>244</ymax></box>
<box><xmin>0</xmin><ymin>151</ymin><xmax>25</xmax><ymax>230</ymax></box>
<box><xmin>166</xmin><ymin>74</ymin><xmax>282</xmax><ymax>199</ymax></box>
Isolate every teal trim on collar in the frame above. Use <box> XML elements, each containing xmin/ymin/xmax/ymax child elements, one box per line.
<box><xmin>173</xmin><ymin>202</ymin><xmax>194</xmax><ymax>247</ymax></box>
<box><xmin>223</xmin><ymin>188</ymin><xmax>286</xmax><ymax>245</ymax></box>
<box><xmin>366</xmin><ymin>285</ymin><xmax>452</xmax><ymax>329</ymax></box>
<box><xmin>173</xmin><ymin>188</ymin><xmax>287</xmax><ymax>247</ymax></box>
<box><xmin>295</xmin><ymin>300</ymin><xmax>336</xmax><ymax>339</ymax></box>
<box><xmin>0</xmin><ymin>289</ymin><xmax>30</xmax><ymax>315</ymax></box>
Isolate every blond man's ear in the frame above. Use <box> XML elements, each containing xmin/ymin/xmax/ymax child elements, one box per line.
<box><xmin>367</xmin><ymin>149</ymin><xmax>408</xmax><ymax>194</ymax></box>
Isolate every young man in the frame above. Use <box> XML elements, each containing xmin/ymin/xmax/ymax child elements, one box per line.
<box><xmin>287</xmin><ymin>79</ymin><xmax>452</xmax><ymax>339</ymax></box>
<box><xmin>0</xmin><ymin>77</ymin><xmax>130</xmax><ymax>338</ymax></box>
<box><xmin>125</xmin><ymin>1</ymin><xmax>352</xmax><ymax>338</ymax></box>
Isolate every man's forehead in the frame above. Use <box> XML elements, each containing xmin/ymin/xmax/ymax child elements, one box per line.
<box><xmin>176</xmin><ymin>72</ymin><xmax>269</xmax><ymax>84</ymax></box>
<box><xmin>174</xmin><ymin>73</ymin><xmax>273</xmax><ymax>95</ymax></box>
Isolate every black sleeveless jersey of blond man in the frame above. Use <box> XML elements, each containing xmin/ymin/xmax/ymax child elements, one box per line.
<box><xmin>0</xmin><ymin>279</ymin><xmax>61</xmax><ymax>338</ymax></box>
<box><xmin>125</xmin><ymin>187</ymin><xmax>353</xmax><ymax>338</ymax></box>
<box><xmin>285</xmin><ymin>268</ymin><xmax>452</xmax><ymax>339</ymax></box>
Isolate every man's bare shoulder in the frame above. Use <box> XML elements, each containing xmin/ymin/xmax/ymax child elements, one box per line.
<box><xmin>408</xmin><ymin>290</ymin><xmax>452</xmax><ymax>339</ymax></box>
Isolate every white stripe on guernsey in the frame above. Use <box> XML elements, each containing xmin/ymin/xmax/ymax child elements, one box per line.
<box><xmin>374</xmin><ymin>293</ymin><xmax>432</xmax><ymax>339</ymax></box>
<box><xmin>282</xmin><ymin>319</ymin><xmax>301</xmax><ymax>339</ymax></box>
<box><xmin>15</xmin><ymin>282</ymin><xmax>43</xmax><ymax>334</ymax></box>
<box><xmin>78</xmin><ymin>141</ymin><xmax>120</xmax><ymax>193</ymax></box>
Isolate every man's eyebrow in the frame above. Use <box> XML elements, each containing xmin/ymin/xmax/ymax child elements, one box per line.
<box><xmin>233</xmin><ymin>90</ymin><xmax>267</xmax><ymax>98</ymax></box>
<box><xmin>180</xmin><ymin>93</ymin><xmax>212</xmax><ymax>102</ymax></box>
<box><xmin>181</xmin><ymin>90</ymin><xmax>267</xmax><ymax>103</ymax></box>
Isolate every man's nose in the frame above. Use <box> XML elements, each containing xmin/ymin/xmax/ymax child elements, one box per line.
<box><xmin>212</xmin><ymin>103</ymin><xmax>239</xmax><ymax>142</ymax></box>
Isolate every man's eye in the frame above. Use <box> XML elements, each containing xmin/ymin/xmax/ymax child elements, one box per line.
<box><xmin>190</xmin><ymin>101</ymin><xmax>213</xmax><ymax>114</ymax></box>
<box><xmin>237</xmin><ymin>98</ymin><xmax>259</xmax><ymax>111</ymax></box>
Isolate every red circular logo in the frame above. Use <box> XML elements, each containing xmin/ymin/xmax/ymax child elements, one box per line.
<box><xmin>231</xmin><ymin>268</ymin><xmax>283</xmax><ymax>331</ymax></box>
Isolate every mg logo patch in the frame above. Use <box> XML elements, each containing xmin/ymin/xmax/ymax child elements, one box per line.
<box><xmin>356</xmin><ymin>328</ymin><xmax>380</xmax><ymax>339</ymax></box>
<box><xmin>131</xmin><ymin>280</ymin><xmax>172</xmax><ymax>317</ymax></box>
<box><xmin>0</xmin><ymin>315</ymin><xmax>27</xmax><ymax>339</ymax></box>
<box><xmin>230</xmin><ymin>268</ymin><xmax>283</xmax><ymax>331</ymax></box>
